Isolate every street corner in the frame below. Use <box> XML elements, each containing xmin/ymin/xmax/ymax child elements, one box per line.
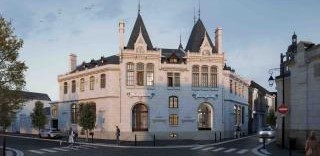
<box><xmin>1</xmin><ymin>147</ymin><xmax>24</xmax><ymax>156</ymax></box>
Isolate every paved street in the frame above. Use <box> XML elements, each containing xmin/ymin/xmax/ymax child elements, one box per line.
<box><xmin>1</xmin><ymin>134</ymin><xmax>274</xmax><ymax>156</ymax></box>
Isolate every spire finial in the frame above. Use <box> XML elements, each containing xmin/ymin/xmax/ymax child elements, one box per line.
<box><xmin>138</xmin><ymin>0</ymin><xmax>141</xmax><ymax>14</ymax></box>
<box><xmin>198</xmin><ymin>0</ymin><xmax>201</xmax><ymax>19</ymax></box>
<box><xmin>193</xmin><ymin>7</ymin><xmax>196</xmax><ymax>24</ymax></box>
<box><xmin>179</xmin><ymin>30</ymin><xmax>182</xmax><ymax>44</ymax></box>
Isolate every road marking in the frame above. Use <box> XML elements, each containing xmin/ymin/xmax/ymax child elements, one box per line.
<box><xmin>52</xmin><ymin>147</ymin><xmax>69</xmax><ymax>151</ymax></box>
<box><xmin>191</xmin><ymin>146</ymin><xmax>204</xmax><ymax>150</ymax></box>
<box><xmin>201</xmin><ymin>147</ymin><xmax>215</xmax><ymax>151</ymax></box>
<box><xmin>80</xmin><ymin>144</ymin><xmax>98</xmax><ymax>149</ymax></box>
<box><xmin>40</xmin><ymin>148</ymin><xmax>57</xmax><ymax>152</ymax></box>
<box><xmin>224</xmin><ymin>148</ymin><xmax>237</xmax><ymax>153</ymax></box>
<box><xmin>237</xmin><ymin>149</ymin><xmax>248</xmax><ymax>154</ymax></box>
<box><xmin>28</xmin><ymin>150</ymin><xmax>45</xmax><ymax>154</ymax></box>
<box><xmin>62</xmin><ymin>146</ymin><xmax>80</xmax><ymax>150</ymax></box>
<box><xmin>212</xmin><ymin>147</ymin><xmax>225</xmax><ymax>152</ymax></box>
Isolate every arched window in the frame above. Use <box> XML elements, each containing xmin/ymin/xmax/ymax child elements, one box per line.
<box><xmin>127</xmin><ymin>62</ymin><xmax>134</xmax><ymax>86</ymax></box>
<box><xmin>132</xmin><ymin>104</ymin><xmax>148</xmax><ymax>131</ymax></box>
<box><xmin>192</xmin><ymin>65</ymin><xmax>199</xmax><ymax>87</ymax></box>
<box><xmin>64</xmin><ymin>82</ymin><xmax>68</xmax><ymax>94</ymax></box>
<box><xmin>71</xmin><ymin>80</ymin><xmax>76</xmax><ymax>93</ymax></box>
<box><xmin>136</xmin><ymin>63</ymin><xmax>144</xmax><ymax>86</ymax></box>
<box><xmin>169</xmin><ymin>96</ymin><xmax>178</xmax><ymax>108</ymax></box>
<box><xmin>90</xmin><ymin>76</ymin><xmax>95</xmax><ymax>90</ymax></box>
<box><xmin>100</xmin><ymin>74</ymin><xmax>106</xmax><ymax>88</ymax></box>
<box><xmin>201</xmin><ymin>65</ymin><xmax>209</xmax><ymax>87</ymax></box>
<box><xmin>146</xmin><ymin>63</ymin><xmax>154</xmax><ymax>86</ymax></box>
<box><xmin>51</xmin><ymin>105</ymin><xmax>57</xmax><ymax>118</ymax></box>
<box><xmin>71</xmin><ymin>103</ymin><xmax>77</xmax><ymax>124</ymax></box>
<box><xmin>198</xmin><ymin>103</ymin><xmax>213</xmax><ymax>130</ymax></box>
<box><xmin>80</xmin><ymin>78</ymin><xmax>85</xmax><ymax>92</ymax></box>
<box><xmin>210</xmin><ymin>66</ymin><xmax>218</xmax><ymax>88</ymax></box>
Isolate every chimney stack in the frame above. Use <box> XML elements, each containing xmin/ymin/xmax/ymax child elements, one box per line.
<box><xmin>215</xmin><ymin>27</ymin><xmax>223</xmax><ymax>54</ymax></box>
<box><xmin>119</xmin><ymin>19</ymin><xmax>125</xmax><ymax>50</ymax></box>
<box><xmin>69</xmin><ymin>53</ymin><xmax>77</xmax><ymax>72</ymax></box>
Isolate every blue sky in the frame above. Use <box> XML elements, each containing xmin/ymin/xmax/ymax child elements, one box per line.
<box><xmin>1</xmin><ymin>0</ymin><xmax>320</xmax><ymax>100</ymax></box>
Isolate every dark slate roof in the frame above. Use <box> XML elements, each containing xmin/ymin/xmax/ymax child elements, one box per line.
<box><xmin>19</xmin><ymin>91</ymin><xmax>51</xmax><ymax>101</ymax></box>
<box><xmin>126</xmin><ymin>13</ymin><xmax>153</xmax><ymax>50</ymax></box>
<box><xmin>185</xmin><ymin>19</ymin><xmax>217</xmax><ymax>53</ymax></box>
<box><xmin>72</xmin><ymin>55</ymin><xmax>119</xmax><ymax>73</ymax></box>
<box><xmin>250</xmin><ymin>81</ymin><xmax>271</xmax><ymax>95</ymax></box>
<box><xmin>161</xmin><ymin>46</ymin><xmax>186</xmax><ymax>64</ymax></box>
<box><xmin>223</xmin><ymin>63</ymin><xmax>235</xmax><ymax>72</ymax></box>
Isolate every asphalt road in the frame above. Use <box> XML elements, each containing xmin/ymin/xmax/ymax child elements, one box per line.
<box><xmin>1</xmin><ymin>134</ymin><xmax>271</xmax><ymax>156</ymax></box>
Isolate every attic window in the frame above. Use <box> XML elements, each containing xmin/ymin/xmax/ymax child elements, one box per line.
<box><xmin>169</xmin><ymin>58</ymin><xmax>178</xmax><ymax>63</ymax></box>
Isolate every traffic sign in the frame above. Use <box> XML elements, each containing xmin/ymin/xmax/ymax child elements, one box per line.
<box><xmin>278</xmin><ymin>103</ymin><xmax>289</xmax><ymax>114</ymax></box>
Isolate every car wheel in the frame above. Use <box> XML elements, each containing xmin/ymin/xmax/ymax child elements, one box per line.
<box><xmin>39</xmin><ymin>134</ymin><xmax>42</xmax><ymax>138</ymax></box>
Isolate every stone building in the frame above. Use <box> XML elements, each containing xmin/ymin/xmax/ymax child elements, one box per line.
<box><xmin>248</xmin><ymin>81</ymin><xmax>276</xmax><ymax>134</ymax></box>
<box><xmin>276</xmin><ymin>33</ymin><xmax>320</xmax><ymax>148</ymax></box>
<box><xmin>8</xmin><ymin>91</ymin><xmax>51</xmax><ymax>134</ymax></box>
<box><xmin>51</xmin><ymin>10</ymin><xmax>250</xmax><ymax>140</ymax></box>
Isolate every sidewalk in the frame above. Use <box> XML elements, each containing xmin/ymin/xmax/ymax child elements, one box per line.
<box><xmin>264</xmin><ymin>141</ymin><xmax>305</xmax><ymax>156</ymax></box>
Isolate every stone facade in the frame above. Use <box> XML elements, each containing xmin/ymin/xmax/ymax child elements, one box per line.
<box><xmin>51</xmin><ymin>11</ymin><xmax>250</xmax><ymax>141</ymax></box>
<box><xmin>276</xmin><ymin>34</ymin><xmax>320</xmax><ymax>149</ymax></box>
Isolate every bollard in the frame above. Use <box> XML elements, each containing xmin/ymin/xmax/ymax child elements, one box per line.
<box><xmin>135</xmin><ymin>134</ymin><xmax>137</xmax><ymax>146</ymax></box>
<box><xmin>240</xmin><ymin>132</ymin><xmax>242</xmax><ymax>137</ymax></box>
<box><xmin>263</xmin><ymin>137</ymin><xmax>266</xmax><ymax>149</ymax></box>
<box><xmin>219</xmin><ymin>132</ymin><xmax>221</xmax><ymax>142</ymax></box>
<box><xmin>214</xmin><ymin>132</ymin><xmax>217</xmax><ymax>143</ymax></box>
<box><xmin>153</xmin><ymin>134</ymin><xmax>156</xmax><ymax>146</ymax></box>
<box><xmin>3</xmin><ymin>136</ymin><xmax>6</xmax><ymax>156</ymax></box>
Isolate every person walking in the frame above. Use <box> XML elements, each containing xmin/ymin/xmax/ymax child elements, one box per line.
<box><xmin>116</xmin><ymin>126</ymin><xmax>120</xmax><ymax>145</ymax></box>
<box><xmin>305</xmin><ymin>131</ymin><xmax>320</xmax><ymax>156</ymax></box>
<box><xmin>68</xmin><ymin>129</ymin><xmax>75</xmax><ymax>147</ymax></box>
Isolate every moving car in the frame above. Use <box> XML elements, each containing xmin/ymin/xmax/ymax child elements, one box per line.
<box><xmin>258</xmin><ymin>127</ymin><xmax>275</xmax><ymax>138</ymax></box>
<box><xmin>39</xmin><ymin>129</ymin><xmax>62</xmax><ymax>138</ymax></box>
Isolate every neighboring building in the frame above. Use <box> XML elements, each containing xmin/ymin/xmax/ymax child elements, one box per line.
<box><xmin>52</xmin><ymin>10</ymin><xmax>250</xmax><ymax>140</ymax></box>
<box><xmin>276</xmin><ymin>33</ymin><xmax>320</xmax><ymax>149</ymax></box>
<box><xmin>8</xmin><ymin>91</ymin><xmax>51</xmax><ymax>134</ymax></box>
<box><xmin>248</xmin><ymin>81</ymin><xmax>276</xmax><ymax>134</ymax></box>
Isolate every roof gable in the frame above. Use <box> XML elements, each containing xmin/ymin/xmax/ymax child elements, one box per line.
<box><xmin>126</xmin><ymin>13</ymin><xmax>153</xmax><ymax>50</ymax></box>
<box><xmin>185</xmin><ymin>19</ymin><xmax>216</xmax><ymax>53</ymax></box>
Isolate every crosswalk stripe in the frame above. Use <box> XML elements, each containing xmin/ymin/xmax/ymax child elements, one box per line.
<box><xmin>201</xmin><ymin>147</ymin><xmax>215</xmax><ymax>151</ymax></box>
<box><xmin>52</xmin><ymin>147</ymin><xmax>69</xmax><ymax>151</ymax></box>
<box><xmin>224</xmin><ymin>148</ymin><xmax>237</xmax><ymax>153</ymax></box>
<box><xmin>212</xmin><ymin>147</ymin><xmax>226</xmax><ymax>152</ymax></box>
<box><xmin>191</xmin><ymin>146</ymin><xmax>204</xmax><ymax>150</ymax></box>
<box><xmin>61</xmin><ymin>146</ymin><xmax>80</xmax><ymax>150</ymax></box>
<box><xmin>236</xmin><ymin>149</ymin><xmax>249</xmax><ymax>154</ymax></box>
<box><xmin>80</xmin><ymin>144</ymin><xmax>98</xmax><ymax>149</ymax></box>
<box><xmin>40</xmin><ymin>148</ymin><xmax>57</xmax><ymax>152</ymax></box>
<box><xmin>28</xmin><ymin>150</ymin><xmax>45</xmax><ymax>154</ymax></box>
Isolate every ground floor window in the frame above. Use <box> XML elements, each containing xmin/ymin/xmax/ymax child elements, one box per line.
<box><xmin>132</xmin><ymin>104</ymin><xmax>148</xmax><ymax>131</ymax></box>
<box><xmin>169</xmin><ymin>114</ymin><xmax>179</xmax><ymax>126</ymax></box>
<box><xmin>198</xmin><ymin>103</ymin><xmax>213</xmax><ymax>130</ymax></box>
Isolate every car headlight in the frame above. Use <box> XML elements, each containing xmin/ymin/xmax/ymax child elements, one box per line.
<box><xmin>259</xmin><ymin>131</ymin><xmax>263</xmax><ymax>135</ymax></box>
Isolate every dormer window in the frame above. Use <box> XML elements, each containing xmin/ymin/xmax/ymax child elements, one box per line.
<box><xmin>169</xmin><ymin>58</ymin><xmax>178</xmax><ymax>63</ymax></box>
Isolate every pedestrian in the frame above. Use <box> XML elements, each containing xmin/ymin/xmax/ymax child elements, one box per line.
<box><xmin>116</xmin><ymin>126</ymin><xmax>120</xmax><ymax>145</ymax></box>
<box><xmin>73</xmin><ymin>131</ymin><xmax>78</xmax><ymax>143</ymax></box>
<box><xmin>305</xmin><ymin>131</ymin><xmax>320</xmax><ymax>156</ymax></box>
<box><xmin>68</xmin><ymin>129</ymin><xmax>75</xmax><ymax>147</ymax></box>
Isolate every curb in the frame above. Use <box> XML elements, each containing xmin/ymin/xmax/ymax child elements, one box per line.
<box><xmin>0</xmin><ymin>146</ymin><xmax>24</xmax><ymax>156</ymax></box>
<box><xmin>251</xmin><ymin>139</ymin><xmax>276</xmax><ymax>156</ymax></box>
<box><xmin>4</xmin><ymin>134</ymin><xmax>255</xmax><ymax>149</ymax></box>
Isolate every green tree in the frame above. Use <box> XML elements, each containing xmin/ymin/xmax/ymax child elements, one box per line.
<box><xmin>0</xmin><ymin>15</ymin><xmax>28</xmax><ymax>132</ymax></box>
<box><xmin>266</xmin><ymin>111</ymin><xmax>277</xmax><ymax>127</ymax></box>
<box><xmin>79</xmin><ymin>102</ymin><xmax>96</xmax><ymax>141</ymax></box>
<box><xmin>30</xmin><ymin>101</ymin><xmax>47</xmax><ymax>133</ymax></box>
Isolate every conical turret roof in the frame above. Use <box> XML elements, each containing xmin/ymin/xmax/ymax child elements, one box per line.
<box><xmin>126</xmin><ymin>13</ymin><xmax>153</xmax><ymax>50</ymax></box>
<box><xmin>185</xmin><ymin>19</ymin><xmax>216</xmax><ymax>53</ymax></box>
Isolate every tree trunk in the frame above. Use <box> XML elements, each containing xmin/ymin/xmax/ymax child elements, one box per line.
<box><xmin>86</xmin><ymin>130</ymin><xmax>88</xmax><ymax>142</ymax></box>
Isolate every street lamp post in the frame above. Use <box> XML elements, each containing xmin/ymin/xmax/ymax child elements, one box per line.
<box><xmin>268</xmin><ymin>53</ymin><xmax>287</xmax><ymax>149</ymax></box>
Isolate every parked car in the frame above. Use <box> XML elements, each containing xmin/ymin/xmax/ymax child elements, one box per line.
<box><xmin>39</xmin><ymin>129</ymin><xmax>62</xmax><ymax>138</ymax></box>
<box><xmin>258</xmin><ymin>127</ymin><xmax>275</xmax><ymax>138</ymax></box>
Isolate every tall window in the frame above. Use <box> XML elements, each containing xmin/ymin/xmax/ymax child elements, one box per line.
<box><xmin>242</xmin><ymin>106</ymin><xmax>245</xmax><ymax>124</ymax></box>
<box><xmin>80</xmin><ymin>78</ymin><xmax>85</xmax><ymax>92</ymax></box>
<box><xmin>64</xmin><ymin>82</ymin><xmax>68</xmax><ymax>94</ymax></box>
<box><xmin>234</xmin><ymin>105</ymin><xmax>237</xmax><ymax>125</ymax></box>
<box><xmin>210</xmin><ymin>66</ymin><xmax>217</xmax><ymax>88</ymax></box>
<box><xmin>201</xmin><ymin>66</ymin><xmax>209</xmax><ymax>87</ymax></box>
<box><xmin>235</xmin><ymin>105</ymin><xmax>241</xmax><ymax>125</ymax></box>
<box><xmin>132</xmin><ymin>104</ymin><xmax>148</xmax><ymax>131</ymax></box>
<box><xmin>192</xmin><ymin>65</ymin><xmax>200</xmax><ymax>87</ymax></box>
<box><xmin>136</xmin><ymin>63</ymin><xmax>144</xmax><ymax>86</ymax></box>
<box><xmin>169</xmin><ymin>96</ymin><xmax>178</xmax><ymax>108</ymax></box>
<box><xmin>146</xmin><ymin>63</ymin><xmax>154</xmax><ymax>86</ymax></box>
<box><xmin>90</xmin><ymin>76</ymin><xmax>95</xmax><ymax>90</ymax></box>
<box><xmin>51</xmin><ymin>105</ymin><xmax>57</xmax><ymax>118</ymax></box>
<box><xmin>71</xmin><ymin>103</ymin><xmax>77</xmax><ymax>124</ymax></box>
<box><xmin>71</xmin><ymin>80</ymin><xmax>76</xmax><ymax>93</ymax></box>
<box><xmin>167</xmin><ymin>72</ymin><xmax>180</xmax><ymax>87</ymax></box>
<box><xmin>127</xmin><ymin>62</ymin><xmax>134</xmax><ymax>86</ymax></box>
<box><xmin>230</xmin><ymin>80</ymin><xmax>233</xmax><ymax>93</ymax></box>
<box><xmin>235</xmin><ymin>82</ymin><xmax>237</xmax><ymax>95</ymax></box>
<box><xmin>100</xmin><ymin>74</ymin><xmax>106</xmax><ymax>88</ymax></box>
<box><xmin>169</xmin><ymin>114</ymin><xmax>179</xmax><ymax>125</ymax></box>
